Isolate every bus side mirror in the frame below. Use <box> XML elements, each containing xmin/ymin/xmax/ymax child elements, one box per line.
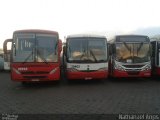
<box><xmin>63</xmin><ymin>46</ymin><xmax>66</xmax><ymax>56</ymax></box>
<box><xmin>108</xmin><ymin>44</ymin><xmax>112</xmax><ymax>55</ymax></box>
<box><xmin>3</xmin><ymin>39</ymin><xmax>12</xmax><ymax>54</ymax></box>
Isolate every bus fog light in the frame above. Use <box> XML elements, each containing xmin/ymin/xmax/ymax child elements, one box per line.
<box><xmin>114</xmin><ymin>63</ymin><xmax>125</xmax><ymax>71</ymax></box>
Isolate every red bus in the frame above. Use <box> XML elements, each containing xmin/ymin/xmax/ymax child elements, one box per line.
<box><xmin>63</xmin><ymin>34</ymin><xmax>108</xmax><ymax>80</ymax></box>
<box><xmin>3</xmin><ymin>29</ymin><xmax>62</xmax><ymax>83</ymax></box>
<box><xmin>150</xmin><ymin>37</ymin><xmax>160</xmax><ymax>76</ymax></box>
<box><xmin>108</xmin><ymin>35</ymin><xmax>151</xmax><ymax>78</ymax></box>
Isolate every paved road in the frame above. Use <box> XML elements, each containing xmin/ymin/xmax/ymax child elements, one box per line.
<box><xmin>0</xmin><ymin>71</ymin><xmax>160</xmax><ymax>115</ymax></box>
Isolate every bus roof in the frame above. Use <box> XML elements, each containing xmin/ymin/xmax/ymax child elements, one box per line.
<box><xmin>13</xmin><ymin>29</ymin><xmax>58</xmax><ymax>35</ymax></box>
<box><xmin>116</xmin><ymin>34</ymin><xmax>149</xmax><ymax>38</ymax></box>
<box><xmin>66</xmin><ymin>34</ymin><xmax>107</xmax><ymax>39</ymax></box>
<box><xmin>109</xmin><ymin>34</ymin><xmax>149</xmax><ymax>43</ymax></box>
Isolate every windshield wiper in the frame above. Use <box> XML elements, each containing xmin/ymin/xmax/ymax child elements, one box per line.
<box><xmin>80</xmin><ymin>48</ymin><xmax>86</xmax><ymax>60</ymax></box>
<box><xmin>137</xmin><ymin>42</ymin><xmax>143</xmax><ymax>56</ymax></box>
<box><xmin>37</xmin><ymin>49</ymin><xmax>48</xmax><ymax>64</ymax></box>
<box><xmin>123</xmin><ymin>42</ymin><xmax>131</xmax><ymax>54</ymax></box>
<box><xmin>22</xmin><ymin>50</ymin><xmax>34</xmax><ymax>64</ymax></box>
<box><xmin>90</xmin><ymin>50</ymin><xmax>97</xmax><ymax>62</ymax></box>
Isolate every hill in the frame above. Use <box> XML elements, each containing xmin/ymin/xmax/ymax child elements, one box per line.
<box><xmin>132</xmin><ymin>27</ymin><xmax>160</xmax><ymax>37</ymax></box>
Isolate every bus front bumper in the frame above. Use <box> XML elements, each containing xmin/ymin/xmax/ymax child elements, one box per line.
<box><xmin>11</xmin><ymin>70</ymin><xmax>60</xmax><ymax>82</ymax></box>
<box><xmin>113</xmin><ymin>69</ymin><xmax>151</xmax><ymax>78</ymax></box>
<box><xmin>66</xmin><ymin>71</ymin><xmax>108</xmax><ymax>80</ymax></box>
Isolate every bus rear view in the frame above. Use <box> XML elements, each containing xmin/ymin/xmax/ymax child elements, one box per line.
<box><xmin>9</xmin><ymin>29</ymin><xmax>62</xmax><ymax>83</ymax></box>
<box><xmin>64</xmin><ymin>35</ymin><xmax>108</xmax><ymax>80</ymax></box>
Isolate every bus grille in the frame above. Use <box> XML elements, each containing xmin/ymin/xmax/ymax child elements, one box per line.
<box><xmin>123</xmin><ymin>65</ymin><xmax>144</xmax><ymax>68</ymax></box>
<box><xmin>80</xmin><ymin>70</ymin><xmax>97</xmax><ymax>72</ymax></box>
<box><xmin>21</xmin><ymin>71</ymin><xmax>49</xmax><ymax>74</ymax></box>
<box><xmin>23</xmin><ymin>76</ymin><xmax>47</xmax><ymax>79</ymax></box>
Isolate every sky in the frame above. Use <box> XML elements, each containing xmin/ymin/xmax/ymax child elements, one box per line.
<box><xmin>0</xmin><ymin>0</ymin><xmax>160</xmax><ymax>48</ymax></box>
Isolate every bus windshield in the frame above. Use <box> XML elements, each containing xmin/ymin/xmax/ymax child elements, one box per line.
<box><xmin>13</xmin><ymin>33</ymin><xmax>58</xmax><ymax>63</ymax></box>
<box><xmin>67</xmin><ymin>37</ymin><xmax>107</xmax><ymax>63</ymax></box>
<box><xmin>115</xmin><ymin>42</ymin><xmax>150</xmax><ymax>63</ymax></box>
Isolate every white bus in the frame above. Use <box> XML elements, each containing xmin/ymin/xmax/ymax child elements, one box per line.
<box><xmin>63</xmin><ymin>34</ymin><xmax>108</xmax><ymax>80</ymax></box>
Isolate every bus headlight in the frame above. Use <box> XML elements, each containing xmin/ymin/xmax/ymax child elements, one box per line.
<box><xmin>114</xmin><ymin>63</ymin><xmax>125</xmax><ymax>71</ymax></box>
<box><xmin>49</xmin><ymin>67</ymin><xmax>59</xmax><ymax>74</ymax></box>
<box><xmin>13</xmin><ymin>68</ymin><xmax>21</xmax><ymax>74</ymax></box>
<box><xmin>141</xmin><ymin>64</ymin><xmax>151</xmax><ymax>71</ymax></box>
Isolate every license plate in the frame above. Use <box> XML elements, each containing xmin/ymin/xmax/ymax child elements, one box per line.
<box><xmin>85</xmin><ymin>77</ymin><xmax>92</xmax><ymax>80</ymax></box>
<box><xmin>31</xmin><ymin>79</ymin><xmax>40</xmax><ymax>81</ymax></box>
